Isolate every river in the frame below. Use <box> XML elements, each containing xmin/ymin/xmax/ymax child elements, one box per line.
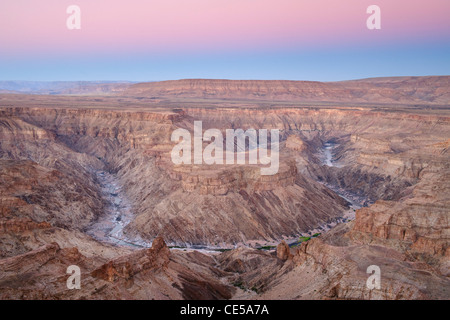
<box><xmin>85</xmin><ymin>143</ymin><xmax>369</xmax><ymax>251</ymax></box>
<box><xmin>86</xmin><ymin>171</ymin><xmax>221</xmax><ymax>252</ymax></box>
<box><xmin>322</xmin><ymin>142</ymin><xmax>334</xmax><ymax>167</ymax></box>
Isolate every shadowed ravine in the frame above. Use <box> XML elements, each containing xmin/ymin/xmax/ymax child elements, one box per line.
<box><xmin>318</xmin><ymin>142</ymin><xmax>368</xmax><ymax>209</ymax></box>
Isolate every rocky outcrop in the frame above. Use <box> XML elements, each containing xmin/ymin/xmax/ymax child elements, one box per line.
<box><xmin>347</xmin><ymin>170</ymin><xmax>450</xmax><ymax>271</ymax></box>
<box><xmin>91</xmin><ymin>236</ymin><xmax>170</xmax><ymax>282</ymax></box>
<box><xmin>173</xmin><ymin>161</ymin><xmax>297</xmax><ymax>195</ymax></box>
<box><xmin>0</xmin><ymin>236</ymin><xmax>233</xmax><ymax>300</ymax></box>
<box><xmin>276</xmin><ymin>241</ymin><xmax>292</xmax><ymax>261</ymax></box>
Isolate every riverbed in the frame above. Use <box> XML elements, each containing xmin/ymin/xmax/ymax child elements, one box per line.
<box><xmin>323</xmin><ymin>142</ymin><xmax>334</xmax><ymax>166</ymax></box>
<box><xmin>85</xmin><ymin>141</ymin><xmax>370</xmax><ymax>252</ymax></box>
<box><xmin>85</xmin><ymin>170</ymin><xmax>151</xmax><ymax>248</ymax></box>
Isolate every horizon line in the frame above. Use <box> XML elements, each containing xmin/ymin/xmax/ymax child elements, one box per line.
<box><xmin>1</xmin><ymin>75</ymin><xmax>449</xmax><ymax>84</ymax></box>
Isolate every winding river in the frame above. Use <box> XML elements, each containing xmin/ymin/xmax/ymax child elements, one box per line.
<box><xmin>86</xmin><ymin>142</ymin><xmax>370</xmax><ymax>250</ymax></box>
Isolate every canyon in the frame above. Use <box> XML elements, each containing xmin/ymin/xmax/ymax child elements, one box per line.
<box><xmin>0</xmin><ymin>77</ymin><xmax>448</xmax><ymax>299</ymax></box>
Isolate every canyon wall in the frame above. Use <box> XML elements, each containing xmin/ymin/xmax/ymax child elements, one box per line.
<box><xmin>0</xmin><ymin>76</ymin><xmax>448</xmax><ymax>299</ymax></box>
<box><xmin>1</xmin><ymin>105</ymin><xmax>448</xmax><ymax>247</ymax></box>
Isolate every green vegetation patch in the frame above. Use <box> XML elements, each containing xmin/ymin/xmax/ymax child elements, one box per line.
<box><xmin>256</xmin><ymin>245</ymin><xmax>276</xmax><ymax>250</ymax></box>
<box><xmin>232</xmin><ymin>281</ymin><xmax>246</xmax><ymax>290</ymax></box>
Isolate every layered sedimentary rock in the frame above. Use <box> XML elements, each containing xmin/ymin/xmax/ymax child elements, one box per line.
<box><xmin>122</xmin><ymin>77</ymin><xmax>450</xmax><ymax>105</ymax></box>
<box><xmin>1</xmin><ymin>102</ymin><xmax>449</xmax><ymax>247</ymax></box>
<box><xmin>347</xmin><ymin>169</ymin><xmax>450</xmax><ymax>271</ymax></box>
<box><xmin>0</xmin><ymin>76</ymin><xmax>449</xmax><ymax>299</ymax></box>
<box><xmin>0</xmin><ymin>237</ymin><xmax>233</xmax><ymax>300</ymax></box>
<box><xmin>1</xmin><ymin>107</ymin><xmax>354</xmax><ymax>245</ymax></box>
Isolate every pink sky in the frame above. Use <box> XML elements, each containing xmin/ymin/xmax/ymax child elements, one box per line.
<box><xmin>1</xmin><ymin>0</ymin><xmax>450</xmax><ymax>56</ymax></box>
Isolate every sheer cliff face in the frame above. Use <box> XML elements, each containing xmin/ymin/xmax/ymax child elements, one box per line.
<box><xmin>0</xmin><ymin>76</ymin><xmax>449</xmax><ymax>299</ymax></box>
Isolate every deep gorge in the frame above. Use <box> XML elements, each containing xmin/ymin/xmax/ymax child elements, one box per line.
<box><xmin>0</xmin><ymin>77</ymin><xmax>448</xmax><ymax>299</ymax></box>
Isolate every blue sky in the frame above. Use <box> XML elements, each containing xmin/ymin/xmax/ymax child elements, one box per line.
<box><xmin>2</xmin><ymin>43</ymin><xmax>449</xmax><ymax>82</ymax></box>
<box><xmin>1</xmin><ymin>0</ymin><xmax>449</xmax><ymax>82</ymax></box>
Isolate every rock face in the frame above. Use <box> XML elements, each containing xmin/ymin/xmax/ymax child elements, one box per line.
<box><xmin>277</xmin><ymin>237</ymin><xmax>448</xmax><ymax>300</ymax></box>
<box><xmin>0</xmin><ymin>159</ymin><xmax>104</xmax><ymax>230</ymax></box>
<box><xmin>91</xmin><ymin>236</ymin><xmax>170</xmax><ymax>282</ymax></box>
<box><xmin>0</xmin><ymin>76</ymin><xmax>449</xmax><ymax>300</ymax></box>
<box><xmin>0</xmin><ymin>237</ymin><xmax>234</xmax><ymax>300</ymax></box>
<box><xmin>347</xmin><ymin>169</ymin><xmax>450</xmax><ymax>269</ymax></box>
